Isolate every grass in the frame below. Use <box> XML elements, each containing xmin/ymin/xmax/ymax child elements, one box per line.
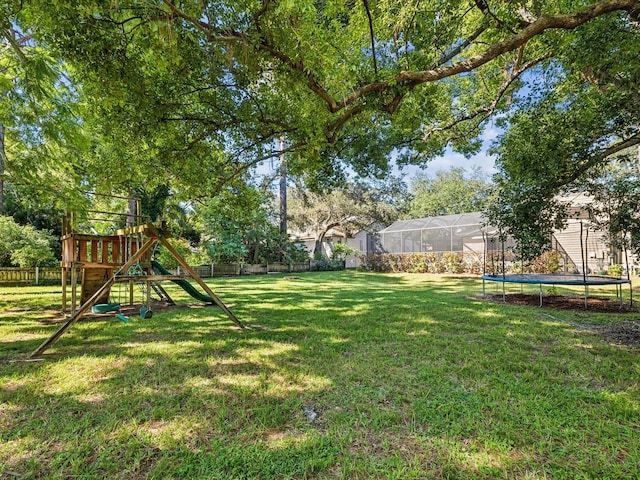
<box><xmin>1</xmin><ymin>271</ymin><xmax>639</xmax><ymax>479</ymax></box>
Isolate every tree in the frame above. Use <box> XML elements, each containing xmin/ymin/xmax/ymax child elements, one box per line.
<box><xmin>0</xmin><ymin>215</ymin><xmax>57</xmax><ymax>267</ymax></box>
<box><xmin>583</xmin><ymin>154</ymin><xmax>640</xmax><ymax>258</ymax></box>
<box><xmin>493</xmin><ymin>9</ymin><xmax>639</xmax><ymax>194</ymax></box>
<box><xmin>484</xmin><ymin>6</ymin><xmax>639</xmax><ymax>260</ymax></box>
<box><xmin>0</xmin><ymin>18</ymin><xmax>85</xmax><ymax>211</ymax></box>
<box><xmin>288</xmin><ymin>178</ymin><xmax>406</xmax><ymax>255</ymax></box>
<box><xmin>484</xmin><ymin>180</ymin><xmax>569</xmax><ymax>261</ymax></box>
<box><xmin>6</xmin><ymin>1</ymin><xmax>637</xmax><ymax>199</ymax></box>
<box><xmin>194</xmin><ymin>183</ymin><xmax>306</xmax><ymax>264</ymax></box>
<box><xmin>407</xmin><ymin>167</ymin><xmax>491</xmax><ymax>218</ymax></box>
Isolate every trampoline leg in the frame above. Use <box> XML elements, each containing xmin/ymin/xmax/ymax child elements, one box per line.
<box><xmin>502</xmin><ymin>280</ymin><xmax>506</xmax><ymax>303</ymax></box>
<box><xmin>539</xmin><ymin>283</ymin><xmax>543</xmax><ymax>308</ymax></box>
<box><xmin>584</xmin><ymin>285</ymin><xmax>588</xmax><ymax>308</ymax></box>
<box><xmin>619</xmin><ymin>284</ymin><xmax>625</xmax><ymax>309</ymax></box>
<box><xmin>482</xmin><ymin>279</ymin><xmax>485</xmax><ymax>298</ymax></box>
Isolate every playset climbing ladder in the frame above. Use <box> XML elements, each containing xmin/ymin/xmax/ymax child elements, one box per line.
<box><xmin>32</xmin><ymin>215</ymin><xmax>244</xmax><ymax>358</ymax></box>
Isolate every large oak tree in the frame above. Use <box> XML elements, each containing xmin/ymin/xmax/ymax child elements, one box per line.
<box><xmin>5</xmin><ymin>0</ymin><xmax>639</xmax><ymax>201</ymax></box>
<box><xmin>487</xmin><ymin>4</ymin><xmax>639</xmax><ymax>258</ymax></box>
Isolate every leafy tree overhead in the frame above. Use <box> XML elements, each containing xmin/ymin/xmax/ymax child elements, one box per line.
<box><xmin>0</xmin><ymin>17</ymin><xmax>85</xmax><ymax>211</ymax></box>
<box><xmin>487</xmin><ymin>8</ymin><xmax>639</xmax><ymax>260</ymax></box>
<box><xmin>407</xmin><ymin>167</ymin><xmax>492</xmax><ymax>218</ymax></box>
<box><xmin>4</xmin><ymin>1</ymin><xmax>637</xmax><ymax>200</ymax></box>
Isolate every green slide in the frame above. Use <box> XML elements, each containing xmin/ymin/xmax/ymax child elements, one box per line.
<box><xmin>151</xmin><ymin>260</ymin><xmax>214</xmax><ymax>303</ymax></box>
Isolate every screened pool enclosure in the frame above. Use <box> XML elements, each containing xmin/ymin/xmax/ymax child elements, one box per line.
<box><xmin>378</xmin><ymin>212</ymin><xmax>496</xmax><ymax>257</ymax></box>
<box><xmin>377</xmin><ymin>210</ymin><xmax>617</xmax><ymax>276</ymax></box>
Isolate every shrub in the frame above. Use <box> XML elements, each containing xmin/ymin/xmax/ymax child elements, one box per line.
<box><xmin>0</xmin><ymin>216</ymin><xmax>57</xmax><ymax>267</ymax></box>
<box><xmin>607</xmin><ymin>264</ymin><xmax>623</xmax><ymax>277</ymax></box>
<box><xmin>313</xmin><ymin>255</ymin><xmax>345</xmax><ymax>271</ymax></box>
<box><xmin>361</xmin><ymin>252</ymin><xmax>478</xmax><ymax>274</ymax></box>
<box><xmin>154</xmin><ymin>238</ymin><xmax>208</xmax><ymax>269</ymax></box>
<box><xmin>530</xmin><ymin>250</ymin><xmax>561</xmax><ymax>273</ymax></box>
<box><xmin>331</xmin><ymin>242</ymin><xmax>359</xmax><ymax>261</ymax></box>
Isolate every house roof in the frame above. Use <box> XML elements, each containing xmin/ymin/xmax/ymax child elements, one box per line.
<box><xmin>290</xmin><ymin>226</ymin><xmax>347</xmax><ymax>242</ymax></box>
<box><xmin>379</xmin><ymin>212</ymin><xmax>488</xmax><ymax>234</ymax></box>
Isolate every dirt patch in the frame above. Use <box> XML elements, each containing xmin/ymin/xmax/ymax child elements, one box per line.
<box><xmin>482</xmin><ymin>293</ymin><xmax>640</xmax><ymax>347</ymax></box>
<box><xmin>483</xmin><ymin>293</ymin><xmax>636</xmax><ymax>313</ymax></box>
<box><xmin>591</xmin><ymin>322</ymin><xmax>640</xmax><ymax>348</ymax></box>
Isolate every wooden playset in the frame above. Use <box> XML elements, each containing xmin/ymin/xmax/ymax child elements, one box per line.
<box><xmin>31</xmin><ymin>199</ymin><xmax>244</xmax><ymax>358</ymax></box>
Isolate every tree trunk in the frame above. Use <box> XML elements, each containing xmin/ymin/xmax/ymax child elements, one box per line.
<box><xmin>0</xmin><ymin>123</ymin><xmax>5</xmax><ymax>215</ymax></box>
<box><xmin>313</xmin><ymin>222</ymin><xmax>341</xmax><ymax>257</ymax></box>
<box><xmin>126</xmin><ymin>193</ymin><xmax>137</xmax><ymax>226</ymax></box>
<box><xmin>279</xmin><ymin>136</ymin><xmax>287</xmax><ymax>261</ymax></box>
<box><xmin>252</xmin><ymin>240</ymin><xmax>260</xmax><ymax>264</ymax></box>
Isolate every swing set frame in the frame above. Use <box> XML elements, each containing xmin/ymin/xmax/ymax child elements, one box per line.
<box><xmin>32</xmin><ymin>203</ymin><xmax>244</xmax><ymax>358</ymax></box>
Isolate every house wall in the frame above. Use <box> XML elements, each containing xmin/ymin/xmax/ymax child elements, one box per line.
<box><xmin>345</xmin><ymin>231</ymin><xmax>370</xmax><ymax>268</ymax></box>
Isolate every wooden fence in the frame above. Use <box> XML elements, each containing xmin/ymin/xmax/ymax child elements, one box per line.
<box><xmin>0</xmin><ymin>267</ymin><xmax>62</xmax><ymax>286</ymax></box>
<box><xmin>0</xmin><ymin>261</ymin><xmax>323</xmax><ymax>286</ymax></box>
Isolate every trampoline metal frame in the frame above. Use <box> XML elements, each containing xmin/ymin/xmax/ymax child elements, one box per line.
<box><xmin>482</xmin><ymin>274</ymin><xmax>632</xmax><ymax>308</ymax></box>
<box><xmin>482</xmin><ymin>219</ymin><xmax>633</xmax><ymax>309</ymax></box>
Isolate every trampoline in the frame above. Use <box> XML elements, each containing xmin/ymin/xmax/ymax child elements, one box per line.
<box><xmin>482</xmin><ymin>273</ymin><xmax>632</xmax><ymax>307</ymax></box>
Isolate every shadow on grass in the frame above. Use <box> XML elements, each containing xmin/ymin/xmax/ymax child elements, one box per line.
<box><xmin>1</xmin><ymin>271</ymin><xmax>639</xmax><ymax>478</ymax></box>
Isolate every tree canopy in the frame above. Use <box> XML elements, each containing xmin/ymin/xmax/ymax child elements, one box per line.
<box><xmin>407</xmin><ymin>167</ymin><xmax>491</xmax><ymax>218</ymax></box>
<box><xmin>0</xmin><ymin>17</ymin><xmax>85</xmax><ymax>210</ymax></box>
<box><xmin>4</xmin><ymin>0</ymin><xmax>637</xmax><ymax>203</ymax></box>
<box><xmin>487</xmin><ymin>4</ymin><xmax>639</xmax><ymax>258</ymax></box>
<box><xmin>288</xmin><ymin>178</ymin><xmax>406</xmax><ymax>255</ymax></box>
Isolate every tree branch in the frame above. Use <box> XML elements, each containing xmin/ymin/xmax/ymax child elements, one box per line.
<box><xmin>423</xmin><ymin>52</ymin><xmax>553</xmax><ymax>143</ymax></box>
<box><xmin>555</xmin><ymin>133</ymin><xmax>640</xmax><ymax>188</ymax></box>
<box><xmin>2</xmin><ymin>28</ymin><xmax>28</xmax><ymax>60</ymax></box>
<box><xmin>340</xmin><ymin>0</ymin><xmax>637</xmax><ymax>108</ymax></box>
<box><xmin>362</xmin><ymin>0</ymin><xmax>378</xmax><ymax>76</ymax></box>
<box><xmin>434</xmin><ymin>24</ymin><xmax>487</xmax><ymax>68</ymax></box>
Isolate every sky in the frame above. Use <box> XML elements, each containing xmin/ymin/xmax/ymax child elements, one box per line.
<box><xmin>398</xmin><ymin>122</ymin><xmax>500</xmax><ymax>181</ymax></box>
<box><xmin>256</xmin><ymin>121</ymin><xmax>501</xmax><ymax>187</ymax></box>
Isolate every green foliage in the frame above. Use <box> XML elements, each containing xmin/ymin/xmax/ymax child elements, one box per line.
<box><xmin>153</xmin><ymin>238</ymin><xmax>206</xmax><ymax>269</ymax></box>
<box><xmin>360</xmin><ymin>252</ymin><xmax>483</xmax><ymax>274</ymax></box>
<box><xmin>527</xmin><ymin>250</ymin><xmax>561</xmax><ymax>274</ymax></box>
<box><xmin>582</xmin><ymin>157</ymin><xmax>640</xmax><ymax>257</ymax></box>
<box><xmin>407</xmin><ymin>167</ymin><xmax>492</xmax><ymax>218</ymax></box>
<box><xmin>330</xmin><ymin>242</ymin><xmax>359</xmax><ymax>261</ymax></box>
<box><xmin>607</xmin><ymin>264</ymin><xmax>623</xmax><ymax>277</ymax></box>
<box><xmin>289</xmin><ymin>178</ymin><xmax>406</xmax><ymax>255</ymax></box>
<box><xmin>2</xmin><ymin>274</ymin><xmax>640</xmax><ymax>478</ymax></box>
<box><xmin>311</xmin><ymin>255</ymin><xmax>345</xmax><ymax>271</ymax></box>
<box><xmin>0</xmin><ymin>24</ymin><xmax>86</xmax><ymax>208</ymax></box>
<box><xmin>6</xmin><ymin>0</ymin><xmax>633</xmax><ymax>201</ymax></box>
<box><xmin>283</xmin><ymin>242</ymin><xmax>311</xmax><ymax>264</ymax></box>
<box><xmin>489</xmin><ymin>12</ymin><xmax>640</xmax><ymax>250</ymax></box>
<box><xmin>196</xmin><ymin>184</ymin><xmax>305</xmax><ymax>264</ymax></box>
<box><xmin>484</xmin><ymin>181</ymin><xmax>568</xmax><ymax>262</ymax></box>
<box><xmin>0</xmin><ymin>215</ymin><xmax>57</xmax><ymax>267</ymax></box>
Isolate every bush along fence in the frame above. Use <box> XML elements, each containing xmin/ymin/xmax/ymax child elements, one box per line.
<box><xmin>359</xmin><ymin>252</ymin><xmax>484</xmax><ymax>274</ymax></box>
<box><xmin>0</xmin><ymin>260</ymin><xmax>346</xmax><ymax>286</ymax></box>
<box><xmin>359</xmin><ymin>250</ymin><xmax>569</xmax><ymax>275</ymax></box>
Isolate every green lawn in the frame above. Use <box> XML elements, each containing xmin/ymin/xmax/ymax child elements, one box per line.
<box><xmin>1</xmin><ymin>271</ymin><xmax>638</xmax><ymax>479</ymax></box>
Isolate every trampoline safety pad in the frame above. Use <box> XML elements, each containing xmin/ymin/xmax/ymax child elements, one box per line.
<box><xmin>481</xmin><ymin>274</ymin><xmax>632</xmax><ymax>308</ymax></box>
